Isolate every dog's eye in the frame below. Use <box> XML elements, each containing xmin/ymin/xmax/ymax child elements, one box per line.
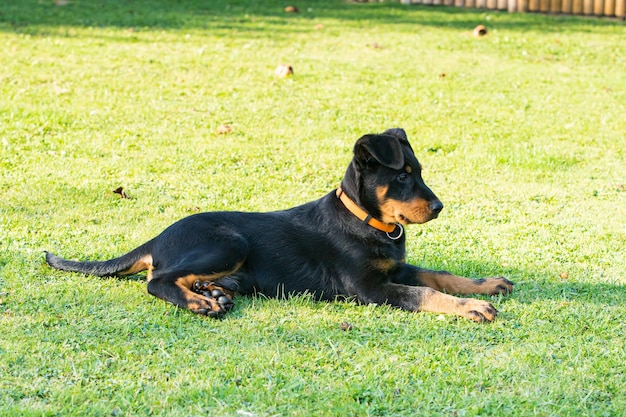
<box><xmin>397</xmin><ymin>173</ymin><xmax>410</xmax><ymax>183</ymax></box>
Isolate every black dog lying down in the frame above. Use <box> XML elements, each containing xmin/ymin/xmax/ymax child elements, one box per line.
<box><xmin>46</xmin><ymin>128</ymin><xmax>513</xmax><ymax>322</ymax></box>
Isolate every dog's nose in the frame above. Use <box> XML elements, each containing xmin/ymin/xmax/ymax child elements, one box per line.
<box><xmin>429</xmin><ymin>200</ymin><xmax>443</xmax><ymax>214</ymax></box>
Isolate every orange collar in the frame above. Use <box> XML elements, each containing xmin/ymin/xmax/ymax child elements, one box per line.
<box><xmin>336</xmin><ymin>187</ymin><xmax>401</xmax><ymax>237</ymax></box>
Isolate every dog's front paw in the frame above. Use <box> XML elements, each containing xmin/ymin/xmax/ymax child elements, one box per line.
<box><xmin>478</xmin><ymin>277</ymin><xmax>514</xmax><ymax>296</ymax></box>
<box><xmin>458</xmin><ymin>298</ymin><xmax>498</xmax><ymax>323</ymax></box>
<box><xmin>190</xmin><ymin>280</ymin><xmax>235</xmax><ymax>318</ymax></box>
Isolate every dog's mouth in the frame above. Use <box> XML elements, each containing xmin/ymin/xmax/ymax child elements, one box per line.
<box><xmin>397</xmin><ymin>212</ymin><xmax>438</xmax><ymax>225</ymax></box>
<box><xmin>384</xmin><ymin>200</ymin><xmax>442</xmax><ymax>225</ymax></box>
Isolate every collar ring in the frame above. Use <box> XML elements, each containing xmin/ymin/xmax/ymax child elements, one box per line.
<box><xmin>386</xmin><ymin>224</ymin><xmax>404</xmax><ymax>240</ymax></box>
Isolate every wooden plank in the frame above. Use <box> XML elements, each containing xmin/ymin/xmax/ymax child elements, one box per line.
<box><xmin>561</xmin><ymin>0</ymin><xmax>573</xmax><ymax>13</ymax></box>
<box><xmin>551</xmin><ymin>0</ymin><xmax>562</xmax><ymax>11</ymax></box>
<box><xmin>443</xmin><ymin>0</ymin><xmax>455</xmax><ymax>5</ymax></box>
<box><xmin>517</xmin><ymin>0</ymin><xmax>529</xmax><ymax>10</ymax></box>
<box><xmin>583</xmin><ymin>0</ymin><xmax>594</xmax><ymax>13</ymax></box>
<box><xmin>540</xmin><ymin>0</ymin><xmax>551</xmax><ymax>11</ymax></box>
<box><xmin>616</xmin><ymin>0</ymin><xmax>625</xmax><ymax>16</ymax></box>
<box><xmin>603</xmin><ymin>0</ymin><xmax>615</xmax><ymax>14</ymax></box>
<box><xmin>508</xmin><ymin>0</ymin><xmax>518</xmax><ymax>10</ymax></box>
<box><xmin>487</xmin><ymin>0</ymin><xmax>498</xmax><ymax>9</ymax></box>
<box><xmin>529</xmin><ymin>0</ymin><xmax>541</xmax><ymax>10</ymax></box>
<box><xmin>497</xmin><ymin>0</ymin><xmax>509</xmax><ymax>8</ymax></box>
<box><xmin>594</xmin><ymin>0</ymin><xmax>605</xmax><ymax>14</ymax></box>
<box><xmin>572</xmin><ymin>0</ymin><xmax>584</xmax><ymax>12</ymax></box>
<box><xmin>476</xmin><ymin>0</ymin><xmax>487</xmax><ymax>7</ymax></box>
<box><xmin>465</xmin><ymin>0</ymin><xmax>476</xmax><ymax>7</ymax></box>
<box><xmin>422</xmin><ymin>0</ymin><xmax>433</xmax><ymax>5</ymax></box>
<box><xmin>433</xmin><ymin>0</ymin><xmax>443</xmax><ymax>5</ymax></box>
<box><xmin>455</xmin><ymin>0</ymin><xmax>465</xmax><ymax>7</ymax></box>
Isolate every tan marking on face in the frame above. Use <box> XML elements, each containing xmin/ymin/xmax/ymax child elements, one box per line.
<box><xmin>120</xmin><ymin>254</ymin><xmax>153</xmax><ymax>276</ymax></box>
<box><xmin>376</xmin><ymin>185</ymin><xmax>389</xmax><ymax>203</ymax></box>
<box><xmin>405</xmin><ymin>165</ymin><xmax>412</xmax><ymax>174</ymax></box>
<box><xmin>376</xmin><ymin>185</ymin><xmax>433</xmax><ymax>225</ymax></box>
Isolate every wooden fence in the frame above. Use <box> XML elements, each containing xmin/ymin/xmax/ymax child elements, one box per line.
<box><xmin>401</xmin><ymin>0</ymin><xmax>626</xmax><ymax>18</ymax></box>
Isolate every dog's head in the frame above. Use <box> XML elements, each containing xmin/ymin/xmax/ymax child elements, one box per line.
<box><xmin>343</xmin><ymin>128</ymin><xmax>443</xmax><ymax>225</ymax></box>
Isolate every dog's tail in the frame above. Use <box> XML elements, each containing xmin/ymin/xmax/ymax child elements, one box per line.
<box><xmin>45</xmin><ymin>239</ymin><xmax>155</xmax><ymax>277</ymax></box>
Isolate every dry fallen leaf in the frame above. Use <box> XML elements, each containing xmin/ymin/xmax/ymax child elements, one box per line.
<box><xmin>473</xmin><ymin>25</ymin><xmax>487</xmax><ymax>37</ymax></box>
<box><xmin>284</xmin><ymin>5</ymin><xmax>299</xmax><ymax>13</ymax></box>
<box><xmin>113</xmin><ymin>186</ymin><xmax>130</xmax><ymax>199</ymax></box>
<box><xmin>216</xmin><ymin>124</ymin><xmax>233</xmax><ymax>135</ymax></box>
<box><xmin>559</xmin><ymin>271</ymin><xmax>569</xmax><ymax>279</ymax></box>
<box><xmin>340</xmin><ymin>321</ymin><xmax>353</xmax><ymax>331</ymax></box>
<box><xmin>275</xmin><ymin>64</ymin><xmax>294</xmax><ymax>77</ymax></box>
<box><xmin>315</xmin><ymin>23</ymin><xmax>324</xmax><ymax>30</ymax></box>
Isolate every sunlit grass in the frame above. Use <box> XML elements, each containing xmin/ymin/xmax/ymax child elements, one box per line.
<box><xmin>1</xmin><ymin>1</ymin><xmax>625</xmax><ymax>415</ymax></box>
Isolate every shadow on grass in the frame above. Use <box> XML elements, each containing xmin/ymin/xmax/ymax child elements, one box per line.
<box><xmin>517</xmin><ymin>277</ymin><xmax>626</xmax><ymax>306</ymax></box>
<box><xmin>462</xmin><ymin>262</ymin><xmax>626</xmax><ymax>307</ymax></box>
<box><xmin>414</xmin><ymin>255</ymin><xmax>626</xmax><ymax>308</ymax></box>
<box><xmin>0</xmin><ymin>0</ymin><xmax>622</xmax><ymax>36</ymax></box>
<box><xmin>116</xmin><ymin>266</ymin><xmax>626</xmax><ymax>312</ymax></box>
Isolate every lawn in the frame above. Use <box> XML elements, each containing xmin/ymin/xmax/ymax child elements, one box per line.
<box><xmin>1</xmin><ymin>0</ymin><xmax>625</xmax><ymax>415</ymax></box>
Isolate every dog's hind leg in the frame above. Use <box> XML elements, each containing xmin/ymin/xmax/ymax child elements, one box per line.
<box><xmin>147</xmin><ymin>236</ymin><xmax>248</xmax><ymax>317</ymax></box>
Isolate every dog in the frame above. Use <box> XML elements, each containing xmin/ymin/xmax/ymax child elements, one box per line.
<box><xmin>46</xmin><ymin>128</ymin><xmax>513</xmax><ymax>322</ymax></box>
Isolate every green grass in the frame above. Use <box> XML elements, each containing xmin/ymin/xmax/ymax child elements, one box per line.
<box><xmin>1</xmin><ymin>0</ymin><xmax>625</xmax><ymax>415</ymax></box>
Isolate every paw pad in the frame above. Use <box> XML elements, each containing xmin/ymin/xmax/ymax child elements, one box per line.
<box><xmin>191</xmin><ymin>280</ymin><xmax>235</xmax><ymax>318</ymax></box>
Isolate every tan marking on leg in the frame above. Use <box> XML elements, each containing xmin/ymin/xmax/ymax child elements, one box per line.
<box><xmin>174</xmin><ymin>260</ymin><xmax>241</xmax><ymax>293</ymax></box>
<box><xmin>369</xmin><ymin>258</ymin><xmax>399</xmax><ymax>274</ymax></box>
<box><xmin>173</xmin><ymin>261</ymin><xmax>242</xmax><ymax>313</ymax></box>
<box><xmin>119</xmin><ymin>254</ymin><xmax>153</xmax><ymax>276</ymax></box>
<box><xmin>177</xmin><ymin>273</ymin><xmax>237</xmax><ymax>314</ymax></box>
<box><xmin>418</xmin><ymin>288</ymin><xmax>498</xmax><ymax>322</ymax></box>
<box><xmin>146</xmin><ymin>265</ymin><xmax>154</xmax><ymax>282</ymax></box>
<box><xmin>175</xmin><ymin>275</ymin><xmax>224</xmax><ymax>314</ymax></box>
<box><xmin>418</xmin><ymin>271</ymin><xmax>513</xmax><ymax>296</ymax></box>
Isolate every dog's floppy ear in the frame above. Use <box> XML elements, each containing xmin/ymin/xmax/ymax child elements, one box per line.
<box><xmin>382</xmin><ymin>128</ymin><xmax>407</xmax><ymax>142</ymax></box>
<box><xmin>382</xmin><ymin>127</ymin><xmax>414</xmax><ymax>152</ymax></box>
<box><xmin>354</xmin><ymin>133</ymin><xmax>404</xmax><ymax>170</ymax></box>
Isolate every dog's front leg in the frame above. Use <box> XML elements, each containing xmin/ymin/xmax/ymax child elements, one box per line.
<box><xmin>394</xmin><ymin>265</ymin><xmax>513</xmax><ymax>296</ymax></box>
<box><xmin>358</xmin><ymin>283</ymin><xmax>499</xmax><ymax>322</ymax></box>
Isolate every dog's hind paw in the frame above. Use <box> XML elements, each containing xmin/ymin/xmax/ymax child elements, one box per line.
<box><xmin>191</xmin><ymin>280</ymin><xmax>235</xmax><ymax>318</ymax></box>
